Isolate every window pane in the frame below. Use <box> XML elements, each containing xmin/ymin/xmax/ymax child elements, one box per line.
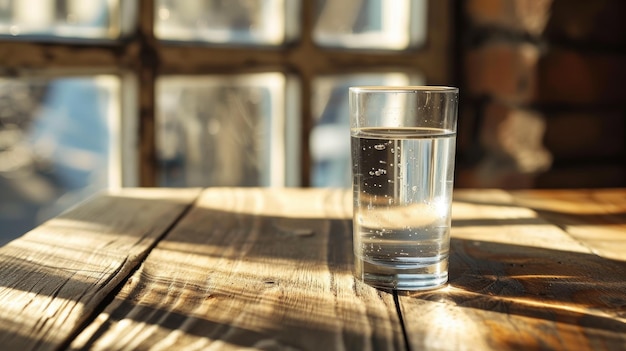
<box><xmin>310</xmin><ymin>72</ymin><xmax>425</xmax><ymax>187</ymax></box>
<box><xmin>314</xmin><ymin>0</ymin><xmax>427</xmax><ymax>50</ymax></box>
<box><xmin>155</xmin><ymin>0</ymin><xmax>299</xmax><ymax>46</ymax></box>
<box><xmin>0</xmin><ymin>0</ymin><xmax>136</xmax><ymax>41</ymax></box>
<box><xmin>0</xmin><ymin>75</ymin><xmax>126</xmax><ymax>246</ymax></box>
<box><xmin>156</xmin><ymin>73</ymin><xmax>299</xmax><ymax>187</ymax></box>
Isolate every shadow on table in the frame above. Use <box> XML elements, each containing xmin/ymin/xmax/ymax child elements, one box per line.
<box><xmin>58</xmin><ymin>206</ymin><xmax>402</xmax><ymax>349</ymax></box>
<box><xmin>396</xmin><ymin>234</ymin><xmax>626</xmax><ymax>349</ymax></box>
<box><xmin>399</xmin><ymin>195</ymin><xmax>626</xmax><ymax>342</ymax></box>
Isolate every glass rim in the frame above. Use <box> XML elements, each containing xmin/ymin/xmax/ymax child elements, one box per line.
<box><xmin>349</xmin><ymin>86</ymin><xmax>458</xmax><ymax>94</ymax></box>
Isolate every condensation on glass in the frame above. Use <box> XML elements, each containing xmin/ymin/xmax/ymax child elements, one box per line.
<box><xmin>0</xmin><ymin>0</ymin><xmax>136</xmax><ymax>40</ymax></box>
<box><xmin>310</xmin><ymin>72</ymin><xmax>425</xmax><ymax>188</ymax></box>
<box><xmin>313</xmin><ymin>0</ymin><xmax>427</xmax><ymax>50</ymax></box>
<box><xmin>155</xmin><ymin>0</ymin><xmax>300</xmax><ymax>45</ymax></box>
<box><xmin>0</xmin><ymin>75</ymin><xmax>133</xmax><ymax>246</ymax></box>
<box><xmin>156</xmin><ymin>73</ymin><xmax>300</xmax><ymax>187</ymax></box>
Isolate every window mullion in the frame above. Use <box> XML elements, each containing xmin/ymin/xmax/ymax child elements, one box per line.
<box><xmin>137</xmin><ymin>0</ymin><xmax>158</xmax><ymax>187</ymax></box>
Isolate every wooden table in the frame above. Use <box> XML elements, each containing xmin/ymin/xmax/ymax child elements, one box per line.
<box><xmin>0</xmin><ymin>188</ymin><xmax>625</xmax><ymax>351</ymax></box>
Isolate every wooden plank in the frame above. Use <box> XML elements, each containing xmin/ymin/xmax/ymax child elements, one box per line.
<box><xmin>510</xmin><ymin>189</ymin><xmax>626</xmax><ymax>261</ymax></box>
<box><xmin>70</xmin><ymin>188</ymin><xmax>407</xmax><ymax>351</ymax></box>
<box><xmin>0</xmin><ymin>188</ymin><xmax>200</xmax><ymax>351</ymax></box>
<box><xmin>399</xmin><ymin>189</ymin><xmax>626</xmax><ymax>351</ymax></box>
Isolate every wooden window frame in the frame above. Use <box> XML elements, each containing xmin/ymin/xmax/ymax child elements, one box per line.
<box><xmin>0</xmin><ymin>0</ymin><xmax>454</xmax><ymax>187</ymax></box>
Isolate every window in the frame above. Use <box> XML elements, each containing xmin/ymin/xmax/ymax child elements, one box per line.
<box><xmin>0</xmin><ymin>0</ymin><xmax>453</xmax><ymax>243</ymax></box>
<box><xmin>156</xmin><ymin>73</ymin><xmax>300</xmax><ymax>187</ymax></box>
<box><xmin>313</xmin><ymin>0</ymin><xmax>427</xmax><ymax>50</ymax></box>
<box><xmin>0</xmin><ymin>0</ymin><xmax>136</xmax><ymax>40</ymax></box>
<box><xmin>154</xmin><ymin>0</ymin><xmax>299</xmax><ymax>45</ymax></box>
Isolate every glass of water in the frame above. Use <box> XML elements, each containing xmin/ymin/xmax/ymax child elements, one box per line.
<box><xmin>350</xmin><ymin>86</ymin><xmax>458</xmax><ymax>290</ymax></box>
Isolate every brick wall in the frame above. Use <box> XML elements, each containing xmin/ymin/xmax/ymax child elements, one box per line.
<box><xmin>456</xmin><ymin>0</ymin><xmax>626</xmax><ymax>188</ymax></box>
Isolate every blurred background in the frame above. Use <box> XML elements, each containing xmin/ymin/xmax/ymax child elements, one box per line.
<box><xmin>0</xmin><ymin>0</ymin><xmax>625</xmax><ymax>245</ymax></box>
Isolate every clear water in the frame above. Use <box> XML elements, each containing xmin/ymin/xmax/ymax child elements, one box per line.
<box><xmin>351</xmin><ymin>127</ymin><xmax>456</xmax><ymax>290</ymax></box>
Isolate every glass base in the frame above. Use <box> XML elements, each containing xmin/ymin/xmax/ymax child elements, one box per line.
<box><xmin>355</xmin><ymin>257</ymin><xmax>448</xmax><ymax>291</ymax></box>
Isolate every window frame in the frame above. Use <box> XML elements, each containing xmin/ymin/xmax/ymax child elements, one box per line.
<box><xmin>0</xmin><ymin>0</ymin><xmax>454</xmax><ymax>187</ymax></box>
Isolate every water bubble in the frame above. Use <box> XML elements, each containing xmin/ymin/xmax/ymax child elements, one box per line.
<box><xmin>374</xmin><ymin>144</ymin><xmax>386</xmax><ymax>150</ymax></box>
<box><xmin>412</xmin><ymin>185</ymin><xmax>418</xmax><ymax>191</ymax></box>
<box><xmin>373</xmin><ymin>168</ymin><xmax>387</xmax><ymax>176</ymax></box>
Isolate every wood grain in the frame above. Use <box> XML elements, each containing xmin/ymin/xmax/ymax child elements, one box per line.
<box><xmin>510</xmin><ymin>189</ymin><xmax>626</xmax><ymax>261</ymax></box>
<box><xmin>69</xmin><ymin>188</ymin><xmax>406</xmax><ymax>351</ymax></box>
<box><xmin>0</xmin><ymin>188</ymin><xmax>200</xmax><ymax>351</ymax></box>
<box><xmin>2</xmin><ymin>187</ymin><xmax>624</xmax><ymax>351</ymax></box>
<box><xmin>400</xmin><ymin>189</ymin><xmax>626</xmax><ymax>351</ymax></box>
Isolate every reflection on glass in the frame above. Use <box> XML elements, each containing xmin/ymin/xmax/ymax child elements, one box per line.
<box><xmin>0</xmin><ymin>0</ymin><xmax>136</xmax><ymax>40</ymax></box>
<box><xmin>155</xmin><ymin>0</ymin><xmax>299</xmax><ymax>45</ymax></box>
<box><xmin>0</xmin><ymin>75</ymin><xmax>124</xmax><ymax>246</ymax></box>
<box><xmin>313</xmin><ymin>0</ymin><xmax>427</xmax><ymax>50</ymax></box>
<box><xmin>156</xmin><ymin>73</ymin><xmax>299</xmax><ymax>187</ymax></box>
<box><xmin>311</xmin><ymin>72</ymin><xmax>424</xmax><ymax>187</ymax></box>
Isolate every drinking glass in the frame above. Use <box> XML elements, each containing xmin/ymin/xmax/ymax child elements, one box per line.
<box><xmin>350</xmin><ymin>86</ymin><xmax>458</xmax><ymax>290</ymax></box>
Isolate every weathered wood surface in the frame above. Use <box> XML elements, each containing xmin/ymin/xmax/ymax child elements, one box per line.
<box><xmin>400</xmin><ymin>189</ymin><xmax>626</xmax><ymax>351</ymax></box>
<box><xmin>0</xmin><ymin>187</ymin><xmax>625</xmax><ymax>351</ymax></box>
<box><xmin>510</xmin><ymin>189</ymin><xmax>626</xmax><ymax>261</ymax></box>
<box><xmin>0</xmin><ymin>188</ymin><xmax>201</xmax><ymax>351</ymax></box>
<box><xmin>69</xmin><ymin>188</ymin><xmax>405</xmax><ymax>350</ymax></box>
